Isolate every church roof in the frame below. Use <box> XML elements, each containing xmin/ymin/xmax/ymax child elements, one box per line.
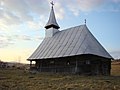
<box><xmin>45</xmin><ymin>6</ymin><xmax>60</xmax><ymax>29</ymax></box>
<box><xmin>28</xmin><ymin>25</ymin><xmax>112</xmax><ymax>60</ymax></box>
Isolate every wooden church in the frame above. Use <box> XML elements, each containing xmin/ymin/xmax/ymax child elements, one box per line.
<box><xmin>27</xmin><ymin>3</ymin><xmax>113</xmax><ymax>75</ymax></box>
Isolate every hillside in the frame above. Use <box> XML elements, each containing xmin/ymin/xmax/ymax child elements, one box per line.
<box><xmin>0</xmin><ymin>61</ymin><xmax>120</xmax><ymax>90</ymax></box>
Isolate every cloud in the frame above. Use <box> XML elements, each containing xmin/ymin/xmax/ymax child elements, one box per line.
<box><xmin>0</xmin><ymin>0</ymin><xmax>26</xmax><ymax>25</ymax></box>
<box><xmin>26</xmin><ymin>15</ymin><xmax>47</xmax><ymax>30</ymax></box>
<box><xmin>0</xmin><ymin>0</ymin><xmax>49</xmax><ymax>29</ymax></box>
<box><xmin>0</xmin><ymin>33</ymin><xmax>44</xmax><ymax>48</ymax></box>
<box><xmin>0</xmin><ymin>34</ymin><xmax>28</xmax><ymax>48</ymax></box>
<box><xmin>65</xmin><ymin>0</ymin><xmax>105</xmax><ymax>16</ymax></box>
<box><xmin>25</xmin><ymin>0</ymin><xmax>49</xmax><ymax>15</ymax></box>
<box><xmin>27</xmin><ymin>21</ymin><xmax>41</xmax><ymax>30</ymax></box>
<box><xmin>1</xmin><ymin>0</ymin><xmax>118</xmax><ymax>31</ymax></box>
<box><xmin>0</xmin><ymin>34</ymin><xmax>14</xmax><ymax>48</ymax></box>
<box><xmin>13</xmin><ymin>35</ymin><xmax>32</xmax><ymax>41</ymax></box>
<box><xmin>0</xmin><ymin>0</ymin><xmax>65</xmax><ymax>33</ymax></box>
<box><xmin>34</xmin><ymin>36</ymin><xmax>44</xmax><ymax>41</ymax></box>
<box><xmin>13</xmin><ymin>35</ymin><xmax>44</xmax><ymax>41</ymax></box>
<box><xmin>63</xmin><ymin>0</ymin><xmax>120</xmax><ymax>16</ymax></box>
<box><xmin>0</xmin><ymin>0</ymin><xmax>120</xmax><ymax>30</ymax></box>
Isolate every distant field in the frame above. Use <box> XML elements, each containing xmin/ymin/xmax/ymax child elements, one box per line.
<box><xmin>111</xmin><ymin>61</ymin><xmax>120</xmax><ymax>76</ymax></box>
<box><xmin>0</xmin><ymin>61</ymin><xmax>120</xmax><ymax>90</ymax></box>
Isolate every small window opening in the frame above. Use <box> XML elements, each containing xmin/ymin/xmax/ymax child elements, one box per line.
<box><xmin>50</xmin><ymin>61</ymin><xmax>54</xmax><ymax>64</ymax></box>
<box><xmin>67</xmin><ymin>61</ymin><xmax>70</xmax><ymax>65</ymax></box>
<box><xmin>86</xmin><ymin>60</ymin><xmax>90</xmax><ymax>64</ymax></box>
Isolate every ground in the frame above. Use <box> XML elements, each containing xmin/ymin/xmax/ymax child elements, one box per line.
<box><xmin>0</xmin><ymin>61</ymin><xmax>120</xmax><ymax>90</ymax></box>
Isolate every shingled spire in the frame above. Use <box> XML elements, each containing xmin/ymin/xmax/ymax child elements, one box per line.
<box><xmin>45</xmin><ymin>1</ymin><xmax>60</xmax><ymax>29</ymax></box>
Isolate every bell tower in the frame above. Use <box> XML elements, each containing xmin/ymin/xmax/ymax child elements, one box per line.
<box><xmin>45</xmin><ymin>1</ymin><xmax>60</xmax><ymax>37</ymax></box>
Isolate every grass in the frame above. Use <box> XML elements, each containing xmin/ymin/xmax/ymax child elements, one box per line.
<box><xmin>111</xmin><ymin>61</ymin><xmax>120</xmax><ymax>76</ymax></box>
<box><xmin>0</xmin><ymin>63</ymin><xmax>120</xmax><ymax>90</ymax></box>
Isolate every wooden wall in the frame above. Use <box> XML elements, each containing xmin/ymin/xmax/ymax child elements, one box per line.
<box><xmin>32</xmin><ymin>54</ymin><xmax>111</xmax><ymax>75</ymax></box>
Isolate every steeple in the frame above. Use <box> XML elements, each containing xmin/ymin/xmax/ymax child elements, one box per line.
<box><xmin>45</xmin><ymin>1</ymin><xmax>60</xmax><ymax>38</ymax></box>
<box><xmin>45</xmin><ymin>1</ymin><xmax>60</xmax><ymax>29</ymax></box>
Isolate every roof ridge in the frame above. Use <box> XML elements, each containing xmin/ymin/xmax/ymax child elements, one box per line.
<box><xmin>51</xmin><ymin>24</ymin><xmax>86</xmax><ymax>36</ymax></box>
<box><xmin>60</xmin><ymin>24</ymin><xmax>86</xmax><ymax>32</ymax></box>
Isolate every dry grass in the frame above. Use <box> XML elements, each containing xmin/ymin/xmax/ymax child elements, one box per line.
<box><xmin>0</xmin><ymin>62</ymin><xmax>120</xmax><ymax>90</ymax></box>
<box><xmin>111</xmin><ymin>64</ymin><xmax>120</xmax><ymax>76</ymax></box>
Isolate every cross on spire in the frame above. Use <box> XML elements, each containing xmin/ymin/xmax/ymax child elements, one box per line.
<box><xmin>85</xmin><ymin>19</ymin><xmax>86</xmax><ymax>24</ymax></box>
<box><xmin>51</xmin><ymin>1</ymin><xmax>54</xmax><ymax>7</ymax></box>
<box><xmin>45</xmin><ymin>1</ymin><xmax>60</xmax><ymax>29</ymax></box>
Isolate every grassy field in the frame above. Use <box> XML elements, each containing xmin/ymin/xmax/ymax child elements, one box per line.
<box><xmin>0</xmin><ymin>62</ymin><xmax>120</xmax><ymax>90</ymax></box>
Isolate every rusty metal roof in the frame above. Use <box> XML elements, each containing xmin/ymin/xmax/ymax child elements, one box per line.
<box><xmin>28</xmin><ymin>25</ymin><xmax>112</xmax><ymax>60</ymax></box>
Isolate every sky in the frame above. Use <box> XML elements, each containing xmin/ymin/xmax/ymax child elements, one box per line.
<box><xmin>0</xmin><ymin>0</ymin><xmax>120</xmax><ymax>63</ymax></box>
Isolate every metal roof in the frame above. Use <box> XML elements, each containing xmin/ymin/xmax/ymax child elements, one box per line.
<box><xmin>28</xmin><ymin>25</ymin><xmax>112</xmax><ymax>60</ymax></box>
<box><xmin>45</xmin><ymin>6</ymin><xmax>60</xmax><ymax>29</ymax></box>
